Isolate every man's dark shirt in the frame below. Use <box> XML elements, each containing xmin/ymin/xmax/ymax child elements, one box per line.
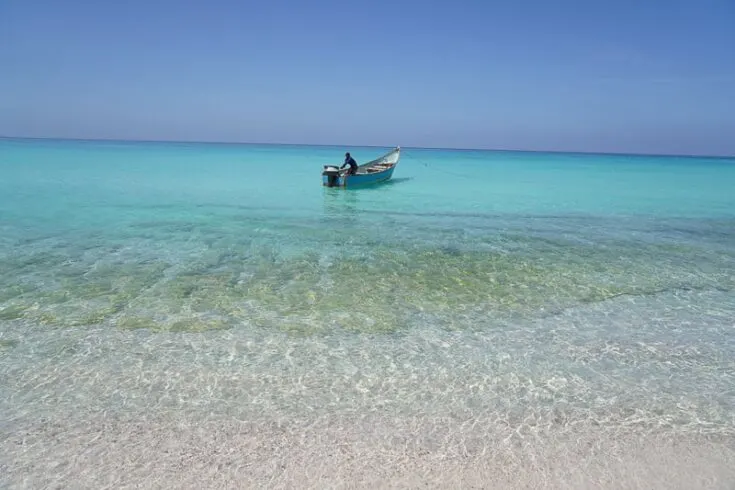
<box><xmin>342</xmin><ymin>156</ymin><xmax>358</xmax><ymax>174</ymax></box>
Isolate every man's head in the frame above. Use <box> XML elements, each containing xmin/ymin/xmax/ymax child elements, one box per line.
<box><xmin>345</xmin><ymin>152</ymin><xmax>350</xmax><ymax>157</ymax></box>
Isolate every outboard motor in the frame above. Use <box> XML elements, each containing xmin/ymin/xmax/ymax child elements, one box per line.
<box><xmin>322</xmin><ymin>165</ymin><xmax>341</xmax><ymax>187</ymax></box>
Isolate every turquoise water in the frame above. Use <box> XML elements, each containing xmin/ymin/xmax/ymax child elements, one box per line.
<box><xmin>1</xmin><ymin>138</ymin><xmax>735</xmax><ymax>484</ymax></box>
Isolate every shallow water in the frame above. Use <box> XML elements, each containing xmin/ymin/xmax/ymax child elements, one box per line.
<box><xmin>1</xmin><ymin>138</ymin><xmax>734</xmax><ymax>487</ymax></box>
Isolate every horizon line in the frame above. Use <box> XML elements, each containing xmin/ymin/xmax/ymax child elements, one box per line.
<box><xmin>1</xmin><ymin>134</ymin><xmax>733</xmax><ymax>160</ymax></box>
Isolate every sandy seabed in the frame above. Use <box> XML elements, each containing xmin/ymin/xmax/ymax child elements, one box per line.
<box><xmin>2</xmin><ymin>413</ymin><xmax>734</xmax><ymax>490</ymax></box>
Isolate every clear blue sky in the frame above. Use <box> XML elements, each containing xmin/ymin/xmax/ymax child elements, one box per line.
<box><xmin>2</xmin><ymin>0</ymin><xmax>734</xmax><ymax>155</ymax></box>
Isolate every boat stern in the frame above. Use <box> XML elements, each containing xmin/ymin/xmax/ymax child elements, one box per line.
<box><xmin>322</xmin><ymin>165</ymin><xmax>344</xmax><ymax>187</ymax></box>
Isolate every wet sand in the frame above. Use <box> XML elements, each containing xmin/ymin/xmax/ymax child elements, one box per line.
<box><xmin>2</xmin><ymin>414</ymin><xmax>733</xmax><ymax>489</ymax></box>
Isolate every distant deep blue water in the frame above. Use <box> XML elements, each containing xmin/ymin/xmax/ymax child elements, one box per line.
<box><xmin>1</xmin><ymin>138</ymin><xmax>734</xmax><ymax>463</ymax></box>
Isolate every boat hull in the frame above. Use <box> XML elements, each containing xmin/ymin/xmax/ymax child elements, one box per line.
<box><xmin>322</xmin><ymin>147</ymin><xmax>400</xmax><ymax>188</ymax></box>
<box><xmin>322</xmin><ymin>165</ymin><xmax>396</xmax><ymax>187</ymax></box>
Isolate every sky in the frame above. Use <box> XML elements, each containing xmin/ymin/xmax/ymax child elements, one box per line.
<box><xmin>1</xmin><ymin>0</ymin><xmax>734</xmax><ymax>156</ymax></box>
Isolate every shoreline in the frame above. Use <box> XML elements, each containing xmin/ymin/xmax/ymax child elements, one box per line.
<box><xmin>3</xmin><ymin>412</ymin><xmax>734</xmax><ymax>489</ymax></box>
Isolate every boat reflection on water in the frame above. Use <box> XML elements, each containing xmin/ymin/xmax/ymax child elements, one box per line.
<box><xmin>322</xmin><ymin>186</ymin><xmax>359</xmax><ymax>224</ymax></box>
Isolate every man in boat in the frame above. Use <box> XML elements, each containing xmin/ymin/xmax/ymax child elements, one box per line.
<box><xmin>341</xmin><ymin>152</ymin><xmax>358</xmax><ymax>175</ymax></box>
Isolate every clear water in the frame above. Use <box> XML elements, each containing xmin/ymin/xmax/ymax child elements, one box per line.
<box><xmin>1</xmin><ymin>138</ymin><xmax>734</xmax><ymax>485</ymax></box>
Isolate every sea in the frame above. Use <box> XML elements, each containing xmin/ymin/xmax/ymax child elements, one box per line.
<box><xmin>1</xmin><ymin>137</ymin><xmax>734</xmax><ymax>488</ymax></box>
